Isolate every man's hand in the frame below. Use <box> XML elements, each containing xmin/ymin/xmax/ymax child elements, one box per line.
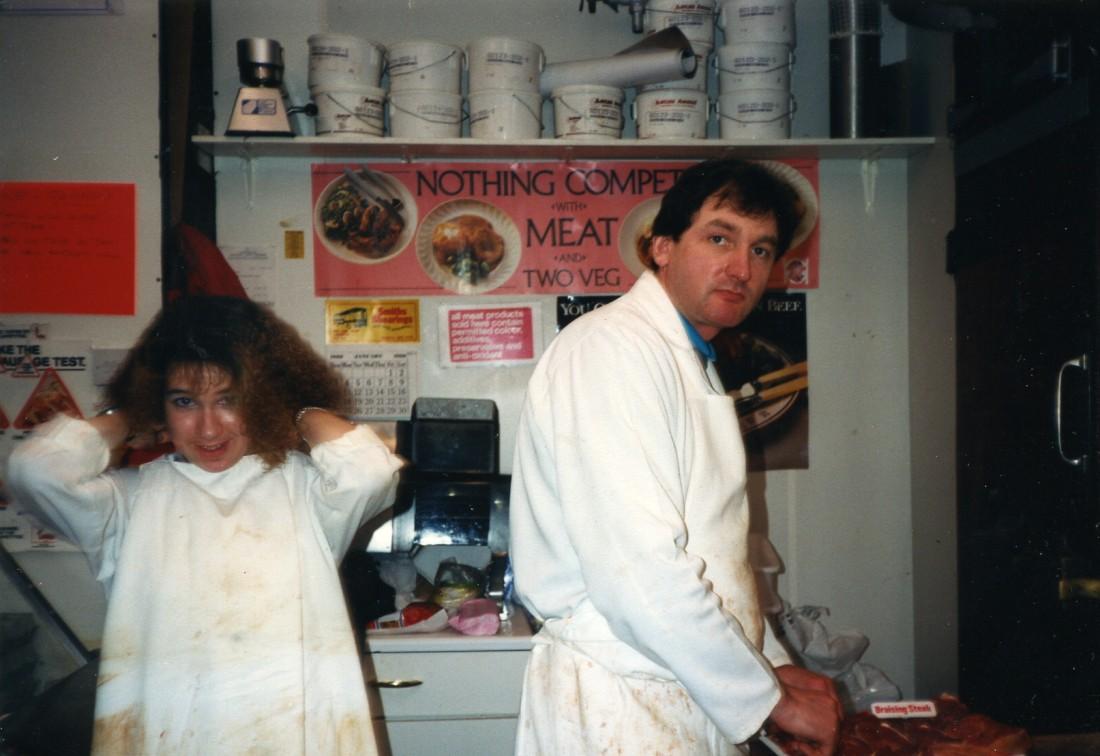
<box><xmin>766</xmin><ymin>664</ymin><xmax>843</xmax><ymax>755</ymax></box>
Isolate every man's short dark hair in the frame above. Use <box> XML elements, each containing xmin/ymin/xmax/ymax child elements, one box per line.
<box><xmin>650</xmin><ymin>158</ymin><xmax>802</xmax><ymax>258</ymax></box>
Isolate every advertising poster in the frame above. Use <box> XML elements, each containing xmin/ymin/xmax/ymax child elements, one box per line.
<box><xmin>311</xmin><ymin>160</ymin><xmax>819</xmax><ymax>298</ymax></box>
<box><xmin>325</xmin><ymin>299</ymin><xmax>420</xmax><ymax>345</ymax></box>
<box><xmin>714</xmin><ymin>292</ymin><xmax>808</xmax><ymax>471</ymax></box>
<box><xmin>555</xmin><ymin>295</ymin><xmax>619</xmax><ymax>331</ymax></box>
<box><xmin>0</xmin><ymin>325</ymin><xmax>94</xmax><ymax>551</ymax></box>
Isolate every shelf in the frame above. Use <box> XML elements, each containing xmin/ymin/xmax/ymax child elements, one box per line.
<box><xmin>193</xmin><ymin>135</ymin><xmax>937</xmax><ymax>162</ymax></box>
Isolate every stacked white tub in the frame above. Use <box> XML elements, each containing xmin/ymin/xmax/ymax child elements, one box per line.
<box><xmin>308</xmin><ymin>34</ymin><xmax>386</xmax><ymax>137</ymax></box>
<box><xmin>385</xmin><ymin>39</ymin><xmax>465</xmax><ymax>138</ymax></box>
<box><xmin>715</xmin><ymin>0</ymin><xmax>797</xmax><ymax>139</ymax></box>
<box><xmin>633</xmin><ymin>0</ymin><xmax>714</xmax><ymax>139</ymax></box>
<box><xmin>466</xmin><ymin>37</ymin><xmax>544</xmax><ymax>140</ymax></box>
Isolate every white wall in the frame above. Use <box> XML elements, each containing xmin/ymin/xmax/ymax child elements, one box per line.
<box><xmin>208</xmin><ymin>0</ymin><xmax>943</xmax><ymax>701</ymax></box>
<box><xmin>906</xmin><ymin>25</ymin><xmax>957</xmax><ymax>699</ymax></box>
<box><xmin>0</xmin><ymin>5</ymin><xmax>162</xmax><ymax>653</ymax></box>
<box><xmin>0</xmin><ymin>1</ymin><xmax>960</xmax><ymax>707</ymax></box>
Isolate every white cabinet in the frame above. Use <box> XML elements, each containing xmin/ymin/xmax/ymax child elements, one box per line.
<box><xmin>364</xmin><ymin>612</ymin><xmax>534</xmax><ymax>756</ymax></box>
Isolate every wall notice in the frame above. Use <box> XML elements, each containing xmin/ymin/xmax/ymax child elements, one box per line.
<box><xmin>0</xmin><ymin>182</ymin><xmax>136</xmax><ymax>314</ymax></box>
<box><xmin>439</xmin><ymin>304</ymin><xmax>539</xmax><ymax>367</ymax></box>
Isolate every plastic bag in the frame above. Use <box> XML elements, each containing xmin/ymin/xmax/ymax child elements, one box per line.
<box><xmin>431</xmin><ymin>559</ymin><xmax>484</xmax><ymax>612</ymax></box>
<box><xmin>447</xmin><ymin>598</ymin><xmax>501</xmax><ymax>636</ymax></box>
<box><xmin>778</xmin><ymin>604</ymin><xmax>901</xmax><ymax>713</ymax></box>
<box><xmin>375</xmin><ymin>555</ymin><xmax>420</xmax><ymax>611</ymax></box>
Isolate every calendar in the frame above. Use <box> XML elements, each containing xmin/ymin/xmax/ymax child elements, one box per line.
<box><xmin>328</xmin><ymin>349</ymin><xmax>418</xmax><ymax>420</ymax></box>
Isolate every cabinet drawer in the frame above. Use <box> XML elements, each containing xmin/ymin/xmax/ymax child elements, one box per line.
<box><xmin>367</xmin><ymin>650</ymin><xmax>528</xmax><ymax>719</ymax></box>
<box><xmin>383</xmin><ymin>717</ymin><xmax>518</xmax><ymax>756</ymax></box>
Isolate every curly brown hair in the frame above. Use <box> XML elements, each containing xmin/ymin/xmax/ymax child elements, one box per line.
<box><xmin>106</xmin><ymin>296</ymin><xmax>352</xmax><ymax>468</ymax></box>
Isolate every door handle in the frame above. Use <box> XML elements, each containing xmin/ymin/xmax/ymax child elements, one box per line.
<box><xmin>1055</xmin><ymin>353</ymin><xmax>1088</xmax><ymax>466</ymax></box>
<box><xmin>1059</xmin><ymin>576</ymin><xmax>1100</xmax><ymax>601</ymax></box>
<box><xmin>369</xmin><ymin>679</ymin><xmax>423</xmax><ymax>689</ymax></box>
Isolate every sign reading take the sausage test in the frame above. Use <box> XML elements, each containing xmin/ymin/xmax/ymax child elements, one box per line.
<box><xmin>311</xmin><ymin>160</ymin><xmax>819</xmax><ymax>297</ymax></box>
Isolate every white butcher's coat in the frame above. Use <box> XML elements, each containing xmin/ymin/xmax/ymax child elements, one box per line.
<box><xmin>510</xmin><ymin>271</ymin><xmax>791</xmax><ymax>754</ymax></box>
<box><xmin>7</xmin><ymin>415</ymin><xmax>402</xmax><ymax>755</ymax></box>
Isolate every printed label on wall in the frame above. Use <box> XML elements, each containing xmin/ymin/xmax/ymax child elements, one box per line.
<box><xmin>438</xmin><ymin>304</ymin><xmax>540</xmax><ymax>367</ymax></box>
<box><xmin>325</xmin><ymin>299</ymin><xmax>420</xmax><ymax>345</ymax></box>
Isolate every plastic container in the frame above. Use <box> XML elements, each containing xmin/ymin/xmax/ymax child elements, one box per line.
<box><xmin>468</xmin><ymin>89</ymin><xmax>543</xmax><ymax>140</ymax></box>
<box><xmin>643</xmin><ymin>0</ymin><xmax>717</xmax><ymax>46</ymax></box>
<box><xmin>716</xmin><ymin>42</ymin><xmax>793</xmax><ymax>91</ymax></box>
<box><xmin>634</xmin><ymin>88</ymin><xmax>708</xmax><ymax>139</ymax></box>
<box><xmin>313</xmin><ymin>86</ymin><xmax>385</xmax><ymax>136</ymax></box>
<box><xmin>308</xmin><ymin>33</ymin><xmax>385</xmax><ymax>91</ymax></box>
<box><xmin>551</xmin><ymin>84</ymin><xmax>624</xmax><ymax>140</ymax></box>
<box><xmin>718</xmin><ymin>0</ymin><xmax>796</xmax><ymax>46</ymax></box>
<box><xmin>388</xmin><ymin>90</ymin><xmax>463</xmax><ymax>138</ymax></box>
<box><xmin>386</xmin><ymin>39</ymin><xmax>464</xmax><ymax>93</ymax></box>
<box><xmin>716</xmin><ymin>88</ymin><xmax>795</xmax><ymax>139</ymax></box>
<box><xmin>467</xmin><ymin>36</ymin><xmax>544</xmax><ymax>92</ymax></box>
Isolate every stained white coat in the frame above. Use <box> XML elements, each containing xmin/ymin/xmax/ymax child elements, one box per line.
<box><xmin>7</xmin><ymin>415</ymin><xmax>402</xmax><ymax>755</ymax></box>
<box><xmin>510</xmin><ymin>272</ymin><xmax>790</xmax><ymax>754</ymax></box>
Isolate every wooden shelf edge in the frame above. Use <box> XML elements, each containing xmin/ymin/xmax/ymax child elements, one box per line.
<box><xmin>193</xmin><ymin>135</ymin><xmax>937</xmax><ymax>161</ymax></box>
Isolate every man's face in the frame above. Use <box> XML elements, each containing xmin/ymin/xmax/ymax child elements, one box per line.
<box><xmin>651</xmin><ymin>196</ymin><xmax>779</xmax><ymax>340</ymax></box>
<box><xmin>163</xmin><ymin>364</ymin><xmax>252</xmax><ymax>473</ymax></box>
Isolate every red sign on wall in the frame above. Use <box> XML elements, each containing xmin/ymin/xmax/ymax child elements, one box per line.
<box><xmin>311</xmin><ymin>160</ymin><xmax>819</xmax><ymax>298</ymax></box>
<box><xmin>0</xmin><ymin>182</ymin><xmax>136</xmax><ymax>315</ymax></box>
<box><xmin>439</xmin><ymin>304</ymin><xmax>538</xmax><ymax>367</ymax></box>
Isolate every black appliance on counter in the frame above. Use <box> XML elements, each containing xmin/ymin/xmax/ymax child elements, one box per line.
<box><xmin>391</xmin><ymin>397</ymin><xmax>510</xmax><ymax>555</ymax></box>
<box><xmin>341</xmin><ymin>397</ymin><xmax>511</xmax><ymax>637</ymax></box>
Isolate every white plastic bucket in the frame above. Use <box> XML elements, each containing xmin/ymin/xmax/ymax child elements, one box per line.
<box><xmin>716</xmin><ymin>88</ymin><xmax>795</xmax><ymax>139</ymax></box>
<box><xmin>643</xmin><ymin>0</ymin><xmax>717</xmax><ymax>45</ymax></box>
<box><xmin>715</xmin><ymin>42</ymin><xmax>793</xmax><ymax>91</ymax></box>
<box><xmin>552</xmin><ymin>84</ymin><xmax>624</xmax><ymax>140</ymax></box>
<box><xmin>467</xmin><ymin>37</ymin><xmax>545</xmax><ymax>92</ymax></box>
<box><xmin>313</xmin><ymin>86</ymin><xmax>385</xmax><ymax>136</ymax></box>
<box><xmin>388</xmin><ymin>90</ymin><xmax>463</xmax><ymax>138</ymax></box>
<box><xmin>386</xmin><ymin>39</ymin><xmax>464</xmax><ymax>93</ymax></box>
<box><xmin>468</xmin><ymin>90</ymin><xmax>543</xmax><ymax>140</ymax></box>
<box><xmin>633</xmin><ymin>88</ymin><xmax>708</xmax><ymax>139</ymax></box>
<box><xmin>308</xmin><ymin>34</ymin><xmax>385</xmax><ymax>90</ymax></box>
<box><xmin>639</xmin><ymin>42</ymin><xmax>712</xmax><ymax>93</ymax></box>
<box><xmin>718</xmin><ymin>0</ymin><xmax>796</xmax><ymax>46</ymax></box>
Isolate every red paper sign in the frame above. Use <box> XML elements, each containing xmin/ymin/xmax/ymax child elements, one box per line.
<box><xmin>0</xmin><ymin>182</ymin><xmax>136</xmax><ymax>314</ymax></box>
<box><xmin>312</xmin><ymin>160</ymin><xmax>819</xmax><ymax>297</ymax></box>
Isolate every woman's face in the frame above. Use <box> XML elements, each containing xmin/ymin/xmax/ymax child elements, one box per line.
<box><xmin>163</xmin><ymin>363</ymin><xmax>252</xmax><ymax>473</ymax></box>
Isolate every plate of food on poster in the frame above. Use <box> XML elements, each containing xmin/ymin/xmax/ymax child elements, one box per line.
<box><xmin>314</xmin><ymin>168</ymin><xmax>417</xmax><ymax>264</ymax></box>
<box><xmin>416</xmin><ymin>199</ymin><xmax>521</xmax><ymax>294</ymax></box>
<box><xmin>715</xmin><ymin>331</ymin><xmax>806</xmax><ymax>435</ymax></box>
<box><xmin>618</xmin><ymin>196</ymin><xmax>661</xmax><ymax>280</ymax></box>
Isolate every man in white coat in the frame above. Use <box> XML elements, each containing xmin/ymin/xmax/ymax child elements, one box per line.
<box><xmin>509</xmin><ymin>159</ymin><xmax>842</xmax><ymax>755</ymax></box>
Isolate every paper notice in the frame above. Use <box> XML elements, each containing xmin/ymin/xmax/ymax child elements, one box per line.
<box><xmin>439</xmin><ymin>304</ymin><xmax>540</xmax><ymax>367</ymax></box>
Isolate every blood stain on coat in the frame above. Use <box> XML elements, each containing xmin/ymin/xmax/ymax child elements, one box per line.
<box><xmin>93</xmin><ymin>707</ymin><xmax>144</xmax><ymax>753</ymax></box>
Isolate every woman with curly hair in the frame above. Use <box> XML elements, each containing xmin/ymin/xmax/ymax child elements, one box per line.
<box><xmin>7</xmin><ymin>296</ymin><xmax>403</xmax><ymax>755</ymax></box>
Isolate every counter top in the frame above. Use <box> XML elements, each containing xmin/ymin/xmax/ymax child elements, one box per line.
<box><xmin>365</xmin><ymin>606</ymin><xmax>535</xmax><ymax>653</ymax></box>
